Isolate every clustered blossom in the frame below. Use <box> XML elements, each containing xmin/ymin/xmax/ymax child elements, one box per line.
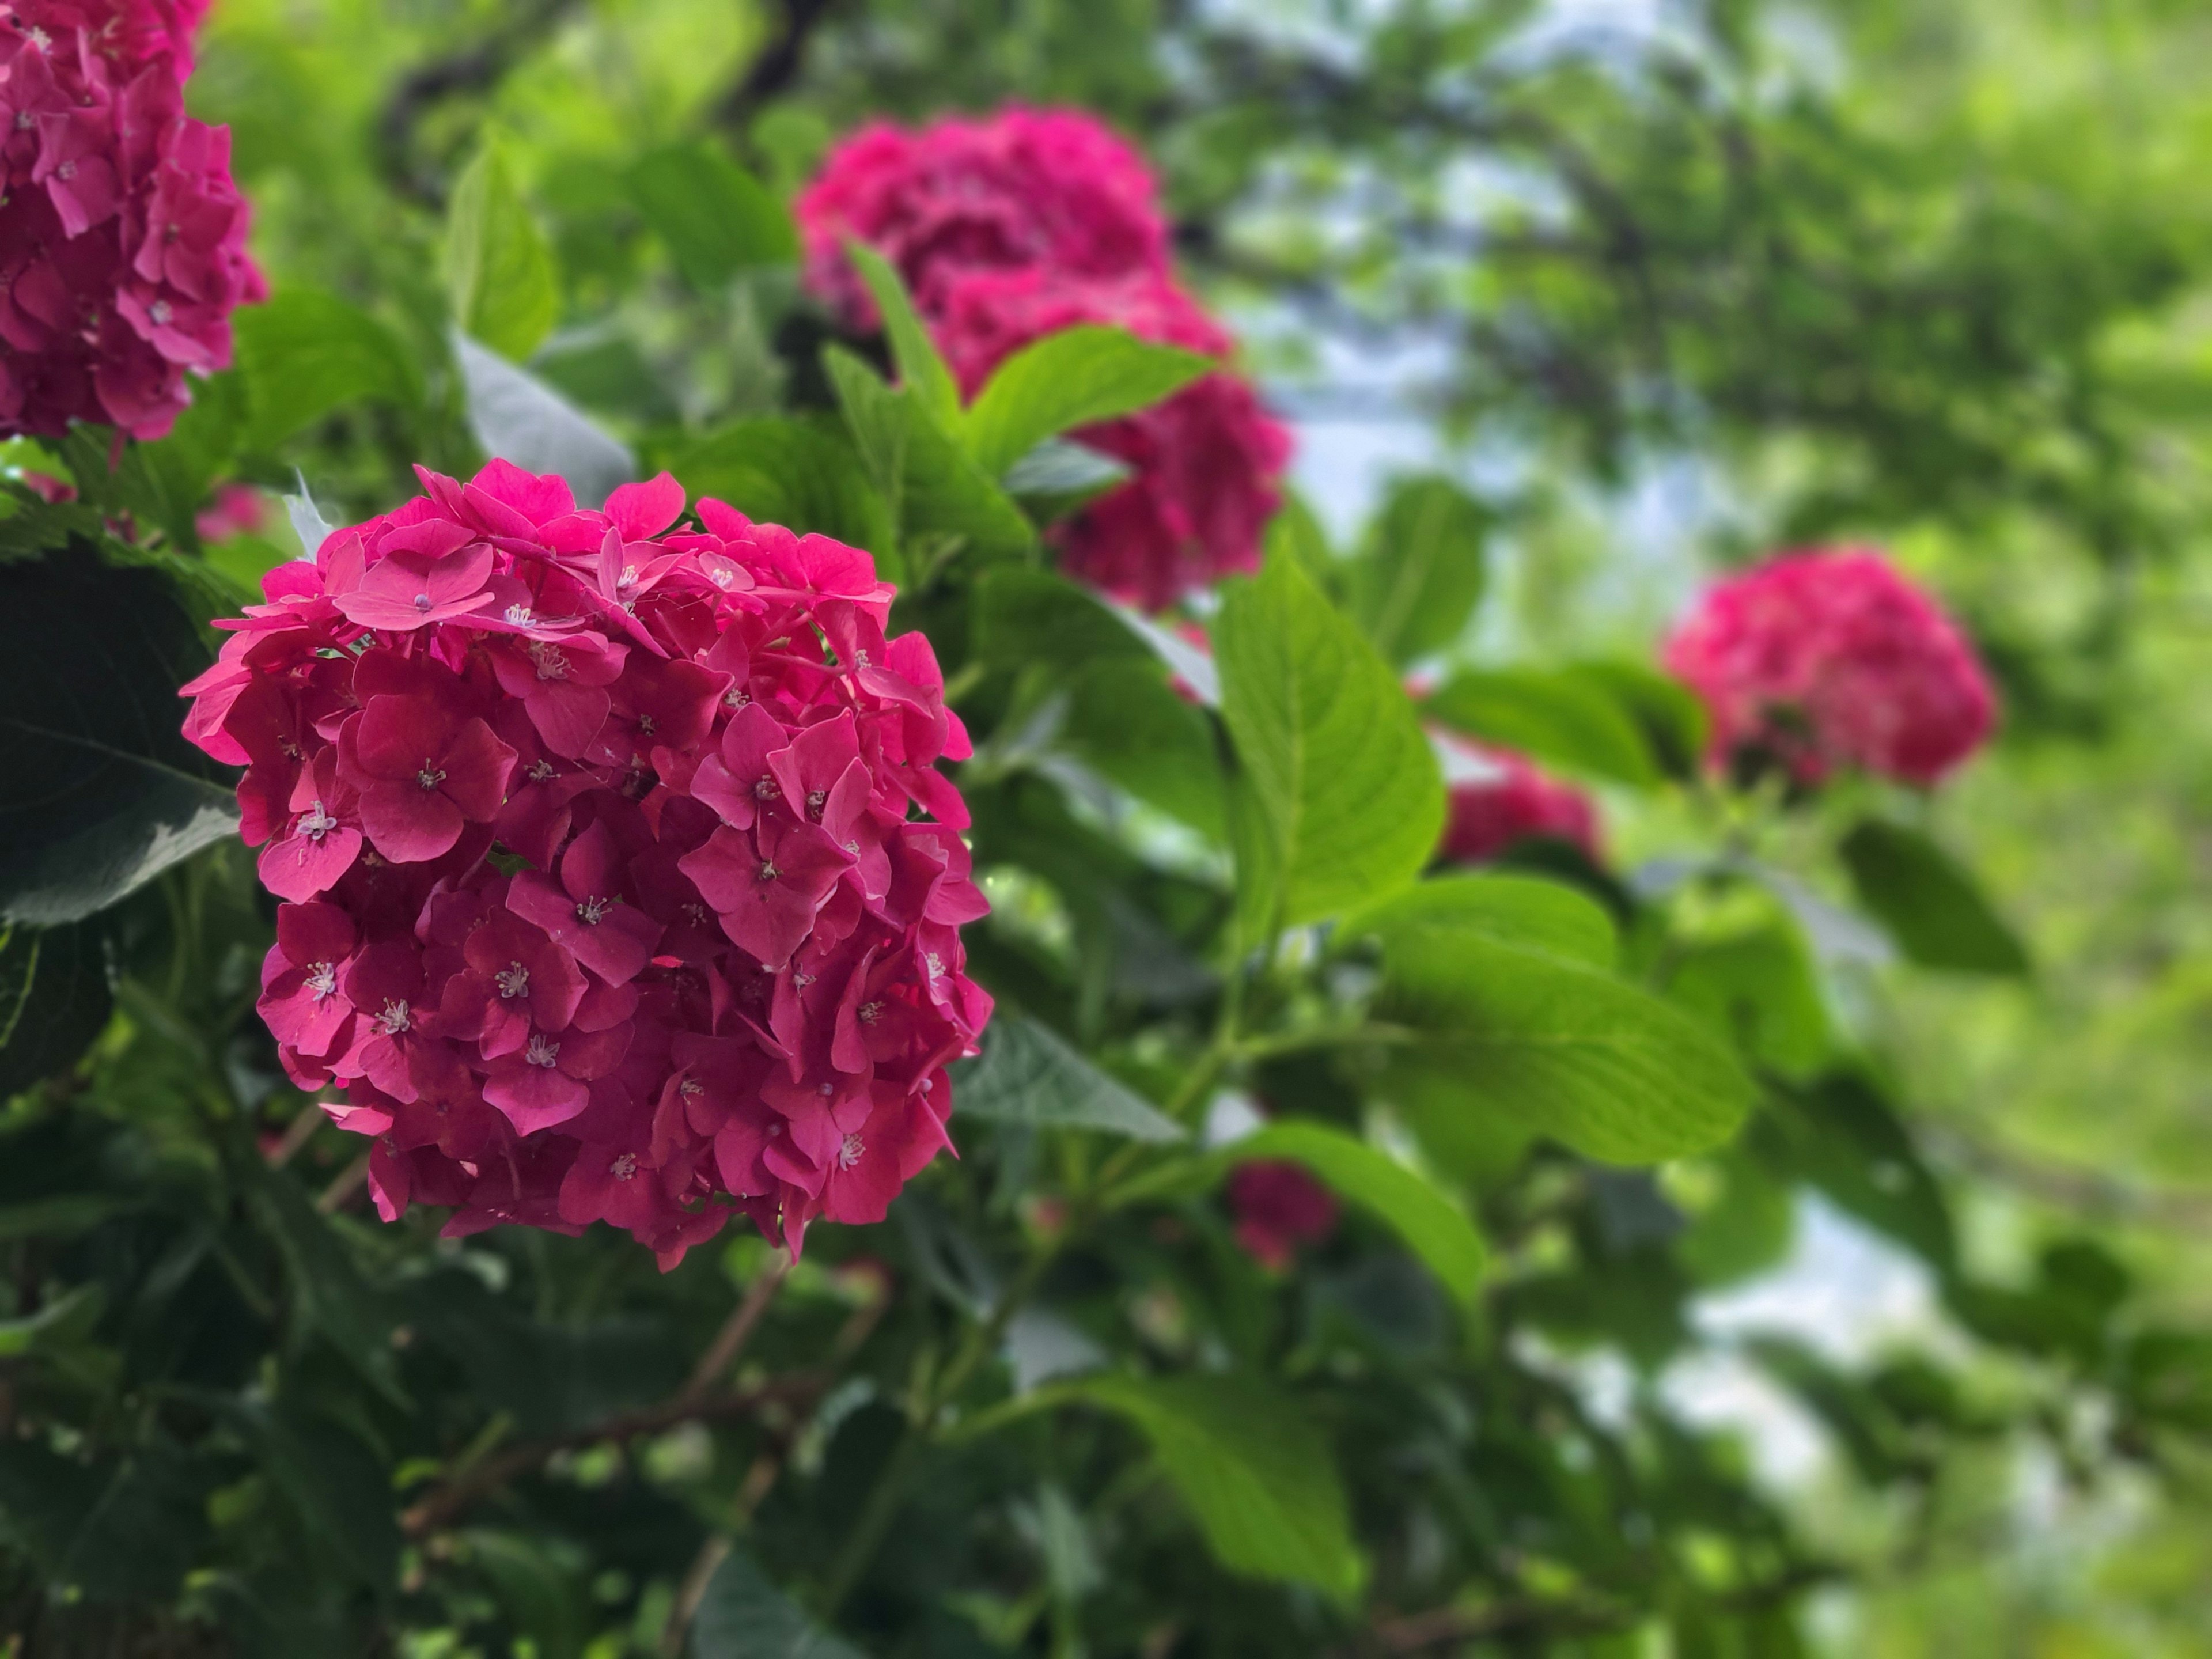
<box><xmin>181</xmin><ymin>460</ymin><xmax>992</xmax><ymax>1267</ymax></box>
<box><xmin>797</xmin><ymin>105</ymin><xmax>1290</xmax><ymax>613</ymax></box>
<box><xmin>1228</xmin><ymin>1161</ymin><xmax>1339</xmax><ymax>1272</ymax></box>
<box><xmin>1663</xmin><ymin>547</ymin><xmax>1995</xmax><ymax>787</ymax></box>
<box><xmin>1434</xmin><ymin>736</ymin><xmax>1601</xmax><ymax>866</ymax></box>
<box><xmin>0</xmin><ymin>0</ymin><xmax>263</xmax><ymax>441</ymax></box>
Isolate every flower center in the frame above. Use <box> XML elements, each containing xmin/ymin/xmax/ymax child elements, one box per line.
<box><xmin>635</xmin><ymin>713</ymin><xmax>656</xmax><ymax>736</ymax></box>
<box><xmin>494</xmin><ymin>961</ymin><xmax>529</xmax><ymax>999</ymax></box>
<box><xmin>609</xmin><ymin>1152</ymin><xmax>638</xmax><ymax>1180</ymax></box>
<box><xmin>753</xmin><ymin>776</ymin><xmax>777</xmax><ymax>800</ymax></box>
<box><xmin>681</xmin><ymin>902</ymin><xmax>709</xmax><ymax>926</ymax></box>
<box><xmin>524</xmin><ymin>1033</ymin><xmax>560</xmax><ymax>1068</ymax></box>
<box><xmin>305</xmin><ymin>961</ymin><xmax>338</xmax><ymax>1000</ymax></box>
<box><xmin>528</xmin><ymin>759</ymin><xmax>556</xmax><ymax>782</ymax></box>
<box><xmin>527</xmin><ymin>641</ymin><xmax>569</xmax><ymax>681</ymax></box>
<box><xmin>923</xmin><ymin>953</ymin><xmax>944</xmax><ymax>979</ymax></box>
<box><xmin>296</xmin><ymin>800</ymin><xmax>338</xmax><ymax>842</ymax></box>
<box><xmin>417</xmin><ymin>762</ymin><xmax>445</xmax><ymax>792</ymax></box>
<box><xmin>757</xmin><ymin>861</ymin><xmax>780</xmax><ymax>882</ymax></box>
<box><xmin>858</xmin><ymin>1001</ymin><xmax>883</xmax><ymax>1025</ymax></box>
<box><xmin>377</xmin><ymin>999</ymin><xmax>411</xmax><ymax>1035</ymax></box>
<box><xmin>413</xmin><ymin>592</ymin><xmax>433</xmax><ymax>613</ymax></box>
<box><xmin>504</xmin><ymin>603</ymin><xmax>535</xmax><ymax>627</ymax></box>
<box><xmin>55</xmin><ymin>160</ymin><xmax>75</xmax><ymax>181</ymax></box>
<box><xmin>853</xmin><ymin>650</ymin><xmax>871</xmax><ymax>670</ymax></box>
<box><xmin>574</xmin><ymin>896</ymin><xmax>608</xmax><ymax>926</ymax></box>
<box><xmin>805</xmin><ymin>790</ymin><xmax>827</xmax><ymax>817</ymax></box>
<box><xmin>679</xmin><ymin>1077</ymin><xmax>703</xmax><ymax>1099</ymax></box>
<box><xmin>839</xmin><ymin>1134</ymin><xmax>865</xmax><ymax>1169</ymax></box>
<box><xmin>723</xmin><ymin>687</ymin><xmax>749</xmax><ymax>709</ymax></box>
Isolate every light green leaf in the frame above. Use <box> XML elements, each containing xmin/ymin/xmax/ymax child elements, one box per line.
<box><xmin>1228</xmin><ymin>1122</ymin><xmax>1486</xmax><ymax>1306</ymax></box>
<box><xmin>445</xmin><ymin>138</ymin><xmax>559</xmax><ymax>362</ymax></box>
<box><xmin>1346</xmin><ymin>476</ymin><xmax>1490</xmax><ymax>667</ymax></box>
<box><xmin>1340</xmin><ymin>872</ymin><xmax>1618</xmax><ymax>971</ymax></box>
<box><xmin>1217</xmin><ymin>550</ymin><xmax>1444</xmax><ymax>937</ymax></box>
<box><xmin>966</xmin><ymin>324</ymin><xmax>1213</xmax><ymax>479</ymax></box>
<box><xmin>0</xmin><ymin>555</ymin><xmax>237</xmax><ymax>926</ymax></box>
<box><xmin>1839</xmin><ymin>818</ymin><xmax>2029</xmax><ymax>976</ymax></box>
<box><xmin>629</xmin><ymin>142</ymin><xmax>797</xmax><ymax>291</ymax></box>
<box><xmin>233</xmin><ymin>290</ymin><xmax>422</xmax><ymax>452</ymax></box>
<box><xmin>845</xmin><ymin>240</ymin><xmax>960</xmax><ymax>432</ymax></box>
<box><xmin>1426</xmin><ymin>666</ymin><xmax>1657</xmax><ymax>787</ymax></box>
<box><xmin>949</xmin><ymin>1013</ymin><xmax>1186</xmax><ymax>1142</ymax></box>
<box><xmin>1061</xmin><ymin>660</ymin><xmax>1227</xmax><ymax>839</ymax></box>
<box><xmin>691</xmin><ymin>1546</ymin><xmax>865</xmax><ymax>1658</ymax></box>
<box><xmin>1574</xmin><ymin>660</ymin><xmax>1709</xmax><ymax>781</ymax></box>
<box><xmin>1060</xmin><ymin>1373</ymin><xmax>1363</xmax><ymax>1603</ymax></box>
<box><xmin>453</xmin><ymin>335</ymin><xmax>635</xmax><ymax>512</ymax></box>
<box><xmin>1361</xmin><ymin>918</ymin><xmax>1753</xmax><ymax>1169</ymax></box>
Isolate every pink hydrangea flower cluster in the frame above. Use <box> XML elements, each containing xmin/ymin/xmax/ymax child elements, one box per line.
<box><xmin>797</xmin><ymin>105</ymin><xmax>1291</xmax><ymax>612</ymax></box>
<box><xmin>0</xmin><ymin>0</ymin><xmax>262</xmax><ymax>441</ymax></box>
<box><xmin>1229</xmin><ymin>1160</ymin><xmax>1339</xmax><ymax>1272</ymax></box>
<box><xmin>1663</xmin><ymin>548</ymin><xmax>1995</xmax><ymax>787</ymax></box>
<box><xmin>795</xmin><ymin>105</ymin><xmax>1172</xmax><ymax>329</ymax></box>
<box><xmin>1434</xmin><ymin>737</ymin><xmax>1601</xmax><ymax>867</ymax></box>
<box><xmin>180</xmin><ymin>461</ymin><xmax>992</xmax><ymax>1267</ymax></box>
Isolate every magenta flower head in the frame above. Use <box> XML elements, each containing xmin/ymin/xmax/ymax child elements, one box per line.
<box><xmin>1433</xmin><ymin>736</ymin><xmax>1601</xmax><ymax>868</ymax></box>
<box><xmin>0</xmin><ymin>0</ymin><xmax>263</xmax><ymax>441</ymax></box>
<box><xmin>935</xmin><ymin>268</ymin><xmax>1291</xmax><ymax>611</ymax></box>
<box><xmin>1228</xmin><ymin>1160</ymin><xmax>1339</xmax><ymax>1272</ymax></box>
<box><xmin>794</xmin><ymin>104</ymin><xmax>1172</xmax><ymax>331</ymax></box>
<box><xmin>1663</xmin><ymin>547</ymin><xmax>1996</xmax><ymax>788</ymax></box>
<box><xmin>180</xmin><ymin>460</ymin><xmax>993</xmax><ymax>1268</ymax></box>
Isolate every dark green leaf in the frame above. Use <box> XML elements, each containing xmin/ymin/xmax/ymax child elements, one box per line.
<box><xmin>965</xmin><ymin>324</ymin><xmax>1211</xmax><ymax>479</ymax></box>
<box><xmin>971</xmin><ymin>567</ymin><xmax>1150</xmax><ymax>673</ymax></box>
<box><xmin>0</xmin><ymin>554</ymin><xmax>237</xmax><ymax>925</ymax></box>
<box><xmin>1217</xmin><ymin>548</ymin><xmax>1443</xmax><ymax>936</ymax></box>
<box><xmin>1346</xmin><ymin>475</ymin><xmax>1490</xmax><ymax>666</ymax></box>
<box><xmin>664</xmin><ymin>416</ymin><xmax>894</xmax><ymax>556</ymax></box>
<box><xmin>949</xmin><ymin>1013</ymin><xmax>1185</xmax><ymax>1142</ymax></box>
<box><xmin>1060</xmin><ymin>660</ymin><xmax>1227</xmax><ymax>838</ymax></box>
<box><xmin>1574</xmin><ymin>660</ymin><xmax>1709</xmax><ymax>781</ymax></box>
<box><xmin>445</xmin><ymin>138</ymin><xmax>559</xmax><ymax>361</ymax></box>
<box><xmin>846</xmin><ymin>240</ymin><xmax>960</xmax><ymax>431</ymax></box>
<box><xmin>0</xmin><ymin>1438</ymin><xmax>213</xmax><ymax>1602</ymax></box>
<box><xmin>691</xmin><ymin>1546</ymin><xmax>867</xmax><ymax>1658</ymax></box>
<box><xmin>233</xmin><ymin>290</ymin><xmax>422</xmax><ymax>451</ymax></box>
<box><xmin>0</xmin><ymin>918</ymin><xmax>114</xmax><ymax>1094</ymax></box>
<box><xmin>630</xmin><ymin>142</ymin><xmax>797</xmax><ymax>291</ymax></box>
<box><xmin>1839</xmin><ymin>818</ymin><xmax>2029</xmax><ymax>976</ymax></box>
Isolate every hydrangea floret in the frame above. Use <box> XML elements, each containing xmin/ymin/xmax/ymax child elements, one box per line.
<box><xmin>1228</xmin><ymin>1160</ymin><xmax>1339</xmax><ymax>1272</ymax></box>
<box><xmin>0</xmin><ymin>0</ymin><xmax>263</xmax><ymax>440</ymax></box>
<box><xmin>181</xmin><ymin>461</ymin><xmax>993</xmax><ymax>1267</ymax></box>
<box><xmin>1434</xmin><ymin>736</ymin><xmax>1601</xmax><ymax>866</ymax></box>
<box><xmin>1663</xmin><ymin>547</ymin><xmax>1995</xmax><ymax>787</ymax></box>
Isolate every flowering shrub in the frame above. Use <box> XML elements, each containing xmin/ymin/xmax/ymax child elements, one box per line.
<box><xmin>794</xmin><ymin>105</ymin><xmax>1171</xmax><ymax>331</ymax></box>
<box><xmin>0</xmin><ymin>0</ymin><xmax>261</xmax><ymax>440</ymax></box>
<box><xmin>799</xmin><ymin>107</ymin><xmax>1289</xmax><ymax>611</ymax></box>
<box><xmin>1228</xmin><ymin>1158</ymin><xmax>1339</xmax><ymax>1270</ymax></box>
<box><xmin>1664</xmin><ymin>547</ymin><xmax>1995</xmax><ymax>786</ymax></box>
<box><xmin>1434</xmin><ymin>736</ymin><xmax>1601</xmax><ymax>865</ymax></box>
<box><xmin>180</xmin><ymin>461</ymin><xmax>991</xmax><ymax>1265</ymax></box>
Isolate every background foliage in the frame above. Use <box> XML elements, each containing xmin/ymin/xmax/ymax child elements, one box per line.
<box><xmin>3</xmin><ymin>1</ymin><xmax>2211</xmax><ymax>1654</ymax></box>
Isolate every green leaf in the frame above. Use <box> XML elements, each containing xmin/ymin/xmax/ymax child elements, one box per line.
<box><xmin>691</xmin><ymin>1546</ymin><xmax>866</xmax><ymax>1658</ymax></box>
<box><xmin>949</xmin><ymin>1013</ymin><xmax>1185</xmax><ymax>1142</ymax></box>
<box><xmin>0</xmin><ymin>554</ymin><xmax>237</xmax><ymax>926</ymax></box>
<box><xmin>1838</xmin><ymin>818</ymin><xmax>2028</xmax><ymax>975</ymax></box>
<box><xmin>1265</xmin><ymin>491</ymin><xmax>1338</xmax><ymax>595</ymax></box>
<box><xmin>1228</xmin><ymin>1122</ymin><xmax>1486</xmax><ymax>1306</ymax></box>
<box><xmin>1340</xmin><ymin>872</ymin><xmax>1618</xmax><ymax>971</ymax></box>
<box><xmin>972</xmin><ymin>567</ymin><xmax>1152</xmax><ymax>673</ymax></box>
<box><xmin>1426</xmin><ymin>666</ymin><xmax>1658</xmax><ymax>787</ymax></box>
<box><xmin>1661</xmin><ymin>913</ymin><xmax>1832</xmax><ymax>1080</ymax></box>
<box><xmin>1217</xmin><ymin>549</ymin><xmax>1444</xmax><ymax>937</ymax></box>
<box><xmin>0</xmin><ymin>919</ymin><xmax>113</xmax><ymax>1095</ymax></box>
<box><xmin>663</xmin><ymin>416</ymin><xmax>894</xmax><ymax>558</ymax></box>
<box><xmin>845</xmin><ymin>239</ymin><xmax>960</xmax><ymax>431</ymax></box>
<box><xmin>1061</xmin><ymin>660</ymin><xmax>1227</xmax><ymax>839</ymax></box>
<box><xmin>1345</xmin><ymin>475</ymin><xmax>1490</xmax><ymax>666</ymax></box>
<box><xmin>1360</xmin><ymin>914</ymin><xmax>1753</xmax><ymax>1168</ymax></box>
<box><xmin>1760</xmin><ymin>1071</ymin><xmax>1955</xmax><ymax>1272</ymax></box>
<box><xmin>445</xmin><ymin>138</ymin><xmax>559</xmax><ymax>361</ymax></box>
<box><xmin>1574</xmin><ymin>660</ymin><xmax>1709</xmax><ymax>781</ymax></box>
<box><xmin>0</xmin><ymin>1438</ymin><xmax>212</xmax><ymax>1602</ymax></box>
<box><xmin>233</xmin><ymin>290</ymin><xmax>421</xmax><ymax>452</ymax></box>
<box><xmin>965</xmin><ymin>324</ymin><xmax>1213</xmax><ymax>479</ymax></box>
<box><xmin>629</xmin><ymin>142</ymin><xmax>797</xmax><ymax>291</ymax></box>
<box><xmin>1060</xmin><ymin>1373</ymin><xmax>1363</xmax><ymax>1602</ymax></box>
<box><xmin>823</xmin><ymin>346</ymin><xmax>1032</xmax><ymax>563</ymax></box>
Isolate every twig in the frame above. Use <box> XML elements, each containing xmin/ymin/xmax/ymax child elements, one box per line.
<box><xmin>715</xmin><ymin>0</ymin><xmax>840</xmax><ymax>130</ymax></box>
<box><xmin>681</xmin><ymin>1251</ymin><xmax>791</xmax><ymax>1402</ymax></box>
<box><xmin>401</xmin><ymin>1372</ymin><xmax>826</xmax><ymax>1539</ymax></box>
<box><xmin>315</xmin><ymin>1152</ymin><xmax>370</xmax><ymax>1214</ymax></box>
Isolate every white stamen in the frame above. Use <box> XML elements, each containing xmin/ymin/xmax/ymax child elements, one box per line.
<box><xmin>574</xmin><ymin>896</ymin><xmax>608</xmax><ymax>925</ymax></box>
<box><xmin>305</xmin><ymin>961</ymin><xmax>338</xmax><ymax>1000</ymax></box>
<box><xmin>753</xmin><ymin>777</ymin><xmax>777</xmax><ymax>800</ymax></box>
<box><xmin>494</xmin><ymin>961</ymin><xmax>529</xmax><ymax>999</ymax></box>
<box><xmin>635</xmin><ymin>713</ymin><xmax>656</xmax><ymax>736</ymax></box>
<box><xmin>679</xmin><ymin>1077</ymin><xmax>703</xmax><ymax>1099</ymax></box>
<box><xmin>416</xmin><ymin>763</ymin><xmax>445</xmax><ymax>791</ymax></box>
<box><xmin>722</xmin><ymin>687</ymin><xmax>749</xmax><ymax>709</ymax></box>
<box><xmin>377</xmin><ymin>999</ymin><xmax>411</xmax><ymax>1035</ymax></box>
<box><xmin>757</xmin><ymin>861</ymin><xmax>779</xmax><ymax>882</ymax></box>
<box><xmin>524</xmin><ymin>1033</ymin><xmax>560</xmax><ymax>1068</ymax></box>
<box><xmin>609</xmin><ymin>1152</ymin><xmax>638</xmax><ymax>1180</ymax></box>
<box><xmin>504</xmin><ymin>603</ymin><xmax>535</xmax><ymax>627</ymax></box>
<box><xmin>528</xmin><ymin>759</ymin><xmax>556</xmax><ymax>782</ymax></box>
<box><xmin>858</xmin><ymin>1001</ymin><xmax>883</xmax><ymax>1025</ymax></box>
<box><xmin>527</xmin><ymin>641</ymin><xmax>569</xmax><ymax>681</ymax></box>
<box><xmin>296</xmin><ymin>800</ymin><xmax>338</xmax><ymax>842</ymax></box>
<box><xmin>805</xmin><ymin>790</ymin><xmax>826</xmax><ymax>816</ymax></box>
<box><xmin>838</xmin><ymin>1134</ymin><xmax>864</xmax><ymax>1168</ymax></box>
